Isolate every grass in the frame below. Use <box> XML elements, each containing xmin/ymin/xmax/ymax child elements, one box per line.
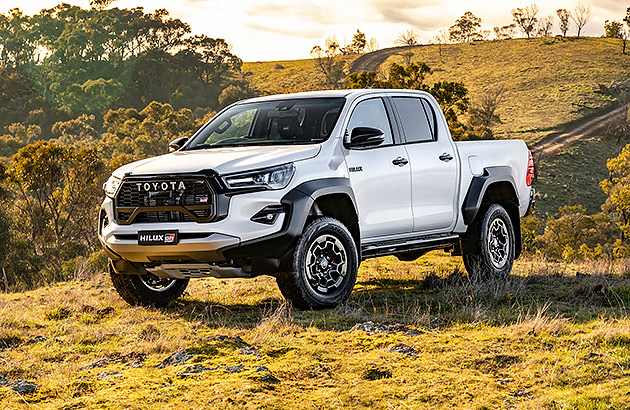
<box><xmin>0</xmin><ymin>252</ymin><xmax>629</xmax><ymax>409</ymax></box>
<box><xmin>534</xmin><ymin>131</ymin><xmax>627</xmax><ymax>216</ymax></box>
<box><xmin>243</xmin><ymin>55</ymin><xmax>358</xmax><ymax>96</ymax></box>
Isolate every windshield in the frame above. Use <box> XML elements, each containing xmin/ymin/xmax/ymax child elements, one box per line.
<box><xmin>185</xmin><ymin>98</ymin><xmax>346</xmax><ymax>150</ymax></box>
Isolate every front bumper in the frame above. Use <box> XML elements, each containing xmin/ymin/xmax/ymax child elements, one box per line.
<box><xmin>98</xmin><ymin>192</ymin><xmax>288</xmax><ymax>264</ymax></box>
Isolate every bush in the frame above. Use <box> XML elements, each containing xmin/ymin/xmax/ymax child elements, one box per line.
<box><xmin>533</xmin><ymin>206</ymin><xmax>620</xmax><ymax>260</ymax></box>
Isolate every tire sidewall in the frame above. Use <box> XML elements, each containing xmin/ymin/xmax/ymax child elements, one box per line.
<box><xmin>292</xmin><ymin>217</ymin><xmax>358</xmax><ymax>309</ymax></box>
<box><xmin>464</xmin><ymin>204</ymin><xmax>515</xmax><ymax>278</ymax></box>
<box><xmin>480</xmin><ymin>204</ymin><xmax>515</xmax><ymax>277</ymax></box>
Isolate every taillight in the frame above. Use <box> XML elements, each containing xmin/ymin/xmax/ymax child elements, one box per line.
<box><xmin>526</xmin><ymin>150</ymin><xmax>535</xmax><ymax>186</ymax></box>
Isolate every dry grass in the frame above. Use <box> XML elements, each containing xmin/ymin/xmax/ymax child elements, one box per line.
<box><xmin>0</xmin><ymin>252</ymin><xmax>628</xmax><ymax>408</ymax></box>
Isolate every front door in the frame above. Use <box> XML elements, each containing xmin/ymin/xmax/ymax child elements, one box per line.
<box><xmin>344</xmin><ymin>98</ymin><xmax>413</xmax><ymax>239</ymax></box>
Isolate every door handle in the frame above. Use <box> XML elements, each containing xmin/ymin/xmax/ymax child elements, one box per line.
<box><xmin>392</xmin><ymin>157</ymin><xmax>408</xmax><ymax>166</ymax></box>
<box><xmin>439</xmin><ymin>153</ymin><xmax>453</xmax><ymax>162</ymax></box>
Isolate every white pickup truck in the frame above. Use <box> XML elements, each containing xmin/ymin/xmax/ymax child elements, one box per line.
<box><xmin>99</xmin><ymin>89</ymin><xmax>535</xmax><ymax>309</ymax></box>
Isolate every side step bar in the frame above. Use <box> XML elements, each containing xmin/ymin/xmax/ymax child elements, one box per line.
<box><xmin>361</xmin><ymin>234</ymin><xmax>460</xmax><ymax>259</ymax></box>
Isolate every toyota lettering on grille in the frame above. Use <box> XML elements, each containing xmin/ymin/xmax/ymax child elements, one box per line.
<box><xmin>136</xmin><ymin>181</ymin><xmax>186</xmax><ymax>192</ymax></box>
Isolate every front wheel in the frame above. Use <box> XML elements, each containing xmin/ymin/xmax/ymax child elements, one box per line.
<box><xmin>276</xmin><ymin>217</ymin><xmax>359</xmax><ymax>310</ymax></box>
<box><xmin>109</xmin><ymin>263</ymin><xmax>189</xmax><ymax>307</ymax></box>
<box><xmin>462</xmin><ymin>204</ymin><xmax>515</xmax><ymax>279</ymax></box>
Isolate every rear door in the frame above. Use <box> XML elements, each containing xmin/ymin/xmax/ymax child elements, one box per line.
<box><xmin>343</xmin><ymin>97</ymin><xmax>413</xmax><ymax>239</ymax></box>
<box><xmin>390</xmin><ymin>96</ymin><xmax>458</xmax><ymax>232</ymax></box>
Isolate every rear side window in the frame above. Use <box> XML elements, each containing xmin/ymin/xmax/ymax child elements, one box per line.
<box><xmin>392</xmin><ymin>97</ymin><xmax>434</xmax><ymax>143</ymax></box>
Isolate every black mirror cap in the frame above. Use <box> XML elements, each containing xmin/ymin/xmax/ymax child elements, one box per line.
<box><xmin>345</xmin><ymin>127</ymin><xmax>385</xmax><ymax>149</ymax></box>
<box><xmin>169</xmin><ymin>137</ymin><xmax>189</xmax><ymax>152</ymax></box>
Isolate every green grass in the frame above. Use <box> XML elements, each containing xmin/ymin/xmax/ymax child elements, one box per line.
<box><xmin>1</xmin><ymin>253</ymin><xmax>629</xmax><ymax>408</ymax></box>
<box><xmin>534</xmin><ymin>132</ymin><xmax>627</xmax><ymax>216</ymax></box>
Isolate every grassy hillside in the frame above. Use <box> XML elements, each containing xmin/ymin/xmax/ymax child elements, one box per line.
<box><xmin>1</xmin><ymin>253</ymin><xmax>629</xmax><ymax>409</ymax></box>
<box><xmin>534</xmin><ymin>132</ymin><xmax>625</xmax><ymax>215</ymax></box>
<box><xmin>246</xmin><ymin>38</ymin><xmax>630</xmax><ymax>144</ymax></box>
<box><xmin>243</xmin><ymin>55</ymin><xmax>357</xmax><ymax>96</ymax></box>
<box><xmin>379</xmin><ymin>38</ymin><xmax>630</xmax><ymax>144</ymax></box>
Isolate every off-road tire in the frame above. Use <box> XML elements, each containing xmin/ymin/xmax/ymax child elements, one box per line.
<box><xmin>462</xmin><ymin>203</ymin><xmax>515</xmax><ymax>279</ymax></box>
<box><xmin>276</xmin><ymin>217</ymin><xmax>359</xmax><ymax>310</ymax></box>
<box><xmin>109</xmin><ymin>263</ymin><xmax>189</xmax><ymax>307</ymax></box>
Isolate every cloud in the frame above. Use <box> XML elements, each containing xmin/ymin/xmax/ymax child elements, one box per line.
<box><xmin>368</xmin><ymin>0</ymin><xmax>456</xmax><ymax>31</ymax></box>
<box><xmin>247</xmin><ymin>0</ymin><xmax>329</xmax><ymax>24</ymax></box>
<box><xmin>245</xmin><ymin>20</ymin><xmax>327</xmax><ymax>38</ymax></box>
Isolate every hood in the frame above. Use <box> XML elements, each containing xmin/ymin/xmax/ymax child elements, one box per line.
<box><xmin>112</xmin><ymin>144</ymin><xmax>321</xmax><ymax>178</ymax></box>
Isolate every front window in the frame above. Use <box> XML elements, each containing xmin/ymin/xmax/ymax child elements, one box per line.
<box><xmin>185</xmin><ymin>98</ymin><xmax>345</xmax><ymax>150</ymax></box>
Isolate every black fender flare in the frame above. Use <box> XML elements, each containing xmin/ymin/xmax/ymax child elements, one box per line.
<box><xmin>462</xmin><ymin>166</ymin><xmax>517</xmax><ymax>225</ymax></box>
<box><xmin>222</xmin><ymin>178</ymin><xmax>358</xmax><ymax>265</ymax></box>
<box><xmin>462</xmin><ymin>166</ymin><xmax>522</xmax><ymax>258</ymax></box>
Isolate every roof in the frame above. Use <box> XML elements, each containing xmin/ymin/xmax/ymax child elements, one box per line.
<box><xmin>239</xmin><ymin>89</ymin><xmax>384</xmax><ymax>104</ymax></box>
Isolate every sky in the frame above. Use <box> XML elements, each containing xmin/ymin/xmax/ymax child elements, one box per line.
<box><xmin>2</xmin><ymin>0</ymin><xmax>628</xmax><ymax>61</ymax></box>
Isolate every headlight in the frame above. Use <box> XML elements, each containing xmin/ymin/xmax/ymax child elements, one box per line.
<box><xmin>222</xmin><ymin>163</ymin><xmax>295</xmax><ymax>191</ymax></box>
<box><xmin>103</xmin><ymin>175</ymin><xmax>122</xmax><ymax>198</ymax></box>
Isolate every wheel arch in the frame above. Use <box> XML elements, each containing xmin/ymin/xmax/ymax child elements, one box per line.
<box><xmin>222</xmin><ymin>178</ymin><xmax>360</xmax><ymax>266</ymax></box>
<box><xmin>462</xmin><ymin>167</ymin><xmax>522</xmax><ymax>258</ymax></box>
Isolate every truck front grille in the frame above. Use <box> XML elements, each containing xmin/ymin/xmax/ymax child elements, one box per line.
<box><xmin>114</xmin><ymin>177</ymin><xmax>215</xmax><ymax>224</ymax></box>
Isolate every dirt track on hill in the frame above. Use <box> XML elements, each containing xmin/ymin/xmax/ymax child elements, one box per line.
<box><xmin>349</xmin><ymin>45</ymin><xmax>418</xmax><ymax>73</ymax></box>
<box><xmin>532</xmin><ymin>103</ymin><xmax>628</xmax><ymax>157</ymax></box>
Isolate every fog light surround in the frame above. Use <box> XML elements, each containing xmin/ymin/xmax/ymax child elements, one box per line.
<box><xmin>251</xmin><ymin>205</ymin><xmax>285</xmax><ymax>225</ymax></box>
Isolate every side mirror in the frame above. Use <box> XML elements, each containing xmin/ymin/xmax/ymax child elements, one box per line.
<box><xmin>345</xmin><ymin>127</ymin><xmax>385</xmax><ymax>149</ymax></box>
<box><xmin>169</xmin><ymin>137</ymin><xmax>189</xmax><ymax>152</ymax></box>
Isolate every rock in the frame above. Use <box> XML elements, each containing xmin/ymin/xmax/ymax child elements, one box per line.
<box><xmin>351</xmin><ymin>321</ymin><xmax>425</xmax><ymax>336</ymax></box>
<box><xmin>12</xmin><ymin>380</ymin><xmax>37</xmax><ymax>394</ymax></box>
<box><xmin>212</xmin><ymin>335</ymin><xmax>245</xmax><ymax>345</ymax></box>
<box><xmin>87</xmin><ymin>352</ymin><xmax>145</xmax><ymax>369</ymax></box>
<box><xmin>177</xmin><ymin>365</ymin><xmax>216</xmax><ymax>377</ymax></box>
<box><xmin>25</xmin><ymin>336</ymin><xmax>48</xmax><ymax>345</ymax></box>
<box><xmin>405</xmin><ymin>329</ymin><xmax>422</xmax><ymax>337</ymax></box>
<box><xmin>386</xmin><ymin>343</ymin><xmax>418</xmax><ymax>358</ymax></box>
<box><xmin>253</xmin><ymin>366</ymin><xmax>278</xmax><ymax>382</ymax></box>
<box><xmin>239</xmin><ymin>346</ymin><xmax>261</xmax><ymax>356</ymax></box>
<box><xmin>157</xmin><ymin>350</ymin><xmax>195</xmax><ymax>368</ymax></box>
<box><xmin>97</xmin><ymin>371</ymin><xmax>121</xmax><ymax>379</ymax></box>
<box><xmin>223</xmin><ymin>365</ymin><xmax>244</xmax><ymax>373</ymax></box>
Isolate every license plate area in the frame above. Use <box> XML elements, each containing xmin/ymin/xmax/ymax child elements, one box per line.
<box><xmin>138</xmin><ymin>230</ymin><xmax>179</xmax><ymax>245</ymax></box>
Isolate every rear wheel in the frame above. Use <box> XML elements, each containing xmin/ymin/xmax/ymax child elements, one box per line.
<box><xmin>109</xmin><ymin>263</ymin><xmax>189</xmax><ymax>307</ymax></box>
<box><xmin>462</xmin><ymin>204</ymin><xmax>515</xmax><ymax>278</ymax></box>
<box><xmin>276</xmin><ymin>217</ymin><xmax>359</xmax><ymax>310</ymax></box>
